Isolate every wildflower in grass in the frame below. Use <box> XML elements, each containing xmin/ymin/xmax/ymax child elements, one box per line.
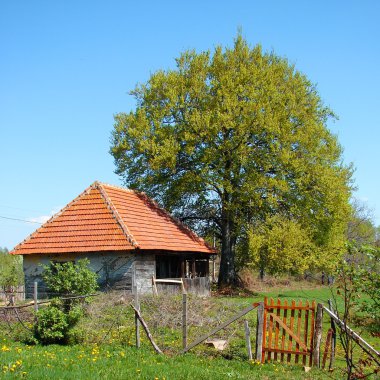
<box><xmin>1</xmin><ymin>345</ymin><xmax>10</xmax><ymax>352</ymax></box>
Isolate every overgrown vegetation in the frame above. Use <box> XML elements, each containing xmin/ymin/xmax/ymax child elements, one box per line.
<box><xmin>330</xmin><ymin>243</ymin><xmax>380</xmax><ymax>379</ymax></box>
<box><xmin>1</xmin><ymin>279</ymin><xmax>379</xmax><ymax>379</ymax></box>
<box><xmin>0</xmin><ymin>247</ymin><xmax>24</xmax><ymax>288</ymax></box>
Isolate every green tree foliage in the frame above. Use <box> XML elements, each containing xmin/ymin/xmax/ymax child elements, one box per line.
<box><xmin>243</xmin><ymin>215</ymin><xmax>317</xmax><ymax>278</ymax></box>
<box><xmin>0</xmin><ymin>247</ymin><xmax>24</xmax><ymax>287</ymax></box>
<box><xmin>42</xmin><ymin>259</ymin><xmax>98</xmax><ymax>299</ymax></box>
<box><xmin>110</xmin><ymin>35</ymin><xmax>352</xmax><ymax>285</ymax></box>
<box><xmin>34</xmin><ymin>259</ymin><xmax>98</xmax><ymax>344</ymax></box>
<box><xmin>347</xmin><ymin>198</ymin><xmax>377</xmax><ymax>246</ymax></box>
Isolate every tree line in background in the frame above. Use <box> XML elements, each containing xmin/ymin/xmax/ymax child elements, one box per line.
<box><xmin>0</xmin><ymin>247</ymin><xmax>23</xmax><ymax>289</ymax></box>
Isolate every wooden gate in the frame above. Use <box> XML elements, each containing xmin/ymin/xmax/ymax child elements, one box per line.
<box><xmin>256</xmin><ymin>297</ymin><xmax>316</xmax><ymax>365</ymax></box>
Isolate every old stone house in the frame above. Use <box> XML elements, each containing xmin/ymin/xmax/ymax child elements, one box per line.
<box><xmin>10</xmin><ymin>182</ymin><xmax>214</xmax><ymax>297</ymax></box>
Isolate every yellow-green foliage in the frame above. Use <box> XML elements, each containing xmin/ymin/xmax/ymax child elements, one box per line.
<box><xmin>111</xmin><ymin>34</ymin><xmax>352</xmax><ymax>281</ymax></box>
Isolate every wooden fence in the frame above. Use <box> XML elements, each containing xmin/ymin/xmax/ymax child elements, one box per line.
<box><xmin>153</xmin><ymin>277</ymin><xmax>210</xmax><ymax>297</ymax></box>
<box><xmin>0</xmin><ymin>286</ymin><xmax>25</xmax><ymax>305</ymax></box>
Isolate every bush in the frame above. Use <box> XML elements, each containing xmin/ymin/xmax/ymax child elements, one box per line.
<box><xmin>34</xmin><ymin>306</ymin><xmax>69</xmax><ymax>344</ymax></box>
<box><xmin>33</xmin><ymin>259</ymin><xmax>98</xmax><ymax>344</ymax></box>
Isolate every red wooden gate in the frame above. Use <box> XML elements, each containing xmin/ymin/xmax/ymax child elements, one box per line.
<box><xmin>257</xmin><ymin>297</ymin><xmax>316</xmax><ymax>365</ymax></box>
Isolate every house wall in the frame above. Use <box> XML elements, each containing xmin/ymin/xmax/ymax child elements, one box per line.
<box><xmin>22</xmin><ymin>251</ymin><xmax>156</xmax><ymax>298</ymax></box>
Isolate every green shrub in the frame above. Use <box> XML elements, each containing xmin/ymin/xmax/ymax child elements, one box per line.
<box><xmin>33</xmin><ymin>259</ymin><xmax>98</xmax><ymax>344</ymax></box>
<box><xmin>34</xmin><ymin>306</ymin><xmax>69</xmax><ymax>344</ymax></box>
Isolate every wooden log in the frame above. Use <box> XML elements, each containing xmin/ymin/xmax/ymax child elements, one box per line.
<box><xmin>256</xmin><ymin>302</ymin><xmax>264</xmax><ymax>362</ymax></box>
<box><xmin>183</xmin><ymin>304</ymin><xmax>257</xmax><ymax>354</ymax></box>
<box><xmin>131</xmin><ymin>305</ymin><xmax>163</xmax><ymax>355</ymax></box>
<box><xmin>244</xmin><ymin>320</ymin><xmax>253</xmax><ymax>360</ymax></box>
<box><xmin>312</xmin><ymin>303</ymin><xmax>323</xmax><ymax>368</ymax></box>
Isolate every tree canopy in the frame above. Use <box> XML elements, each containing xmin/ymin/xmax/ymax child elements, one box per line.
<box><xmin>110</xmin><ymin>35</ymin><xmax>352</xmax><ymax>285</ymax></box>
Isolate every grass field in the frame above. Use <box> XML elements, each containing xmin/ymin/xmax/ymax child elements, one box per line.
<box><xmin>1</xmin><ymin>341</ymin><xmax>345</xmax><ymax>379</ymax></box>
<box><xmin>1</xmin><ymin>283</ymin><xmax>379</xmax><ymax>379</ymax></box>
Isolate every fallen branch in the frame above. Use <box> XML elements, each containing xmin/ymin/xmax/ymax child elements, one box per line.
<box><xmin>131</xmin><ymin>305</ymin><xmax>163</xmax><ymax>355</ymax></box>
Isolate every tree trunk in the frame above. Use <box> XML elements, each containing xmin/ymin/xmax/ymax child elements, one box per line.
<box><xmin>218</xmin><ymin>209</ymin><xmax>237</xmax><ymax>287</ymax></box>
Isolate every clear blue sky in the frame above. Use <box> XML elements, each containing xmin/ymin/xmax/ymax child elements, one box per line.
<box><xmin>1</xmin><ymin>1</ymin><xmax>379</xmax><ymax>250</ymax></box>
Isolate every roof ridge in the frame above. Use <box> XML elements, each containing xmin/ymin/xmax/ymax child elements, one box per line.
<box><xmin>96</xmin><ymin>182</ymin><xmax>135</xmax><ymax>193</ymax></box>
<box><xmin>10</xmin><ymin>184</ymin><xmax>96</xmax><ymax>254</ymax></box>
<box><xmin>95</xmin><ymin>182</ymin><xmax>139</xmax><ymax>248</ymax></box>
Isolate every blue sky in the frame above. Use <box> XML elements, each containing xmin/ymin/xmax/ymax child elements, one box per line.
<box><xmin>1</xmin><ymin>1</ymin><xmax>379</xmax><ymax>250</ymax></box>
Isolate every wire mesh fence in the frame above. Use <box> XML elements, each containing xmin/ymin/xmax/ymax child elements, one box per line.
<box><xmin>0</xmin><ymin>288</ymin><xmax>379</xmax><ymax>378</ymax></box>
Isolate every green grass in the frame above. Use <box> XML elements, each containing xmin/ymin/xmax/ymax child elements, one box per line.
<box><xmin>1</xmin><ymin>284</ymin><xmax>379</xmax><ymax>379</ymax></box>
<box><xmin>0</xmin><ymin>341</ymin><xmax>342</xmax><ymax>380</ymax></box>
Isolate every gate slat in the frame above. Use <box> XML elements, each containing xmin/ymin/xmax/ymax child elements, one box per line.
<box><xmin>274</xmin><ymin>299</ymin><xmax>281</xmax><ymax>361</ymax></box>
<box><xmin>262</xmin><ymin>297</ymin><xmax>268</xmax><ymax>363</ymax></box>
<box><xmin>309</xmin><ymin>301</ymin><xmax>316</xmax><ymax>367</ymax></box>
<box><xmin>303</xmin><ymin>301</ymin><xmax>309</xmax><ymax>365</ymax></box>
<box><xmin>267</xmin><ymin>298</ymin><xmax>274</xmax><ymax>362</ymax></box>
<box><xmin>287</xmin><ymin>300</ymin><xmax>296</xmax><ymax>363</ymax></box>
<box><xmin>295</xmin><ymin>300</ymin><xmax>303</xmax><ymax>364</ymax></box>
<box><xmin>281</xmin><ymin>299</ymin><xmax>288</xmax><ymax>362</ymax></box>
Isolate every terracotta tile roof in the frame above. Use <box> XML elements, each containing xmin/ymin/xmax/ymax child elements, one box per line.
<box><xmin>10</xmin><ymin>182</ymin><xmax>215</xmax><ymax>255</ymax></box>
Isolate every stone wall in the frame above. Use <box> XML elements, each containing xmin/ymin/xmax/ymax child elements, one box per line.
<box><xmin>23</xmin><ymin>251</ymin><xmax>156</xmax><ymax>298</ymax></box>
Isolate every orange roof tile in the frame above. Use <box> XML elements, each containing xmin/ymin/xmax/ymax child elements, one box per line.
<box><xmin>10</xmin><ymin>182</ymin><xmax>215</xmax><ymax>255</ymax></box>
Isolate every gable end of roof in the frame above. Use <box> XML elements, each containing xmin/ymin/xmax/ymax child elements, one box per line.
<box><xmin>95</xmin><ymin>182</ymin><xmax>139</xmax><ymax>248</ymax></box>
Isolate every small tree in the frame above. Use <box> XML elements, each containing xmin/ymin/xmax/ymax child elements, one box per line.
<box><xmin>331</xmin><ymin>244</ymin><xmax>380</xmax><ymax>379</ymax></box>
<box><xmin>34</xmin><ymin>259</ymin><xmax>98</xmax><ymax>344</ymax></box>
<box><xmin>42</xmin><ymin>259</ymin><xmax>98</xmax><ymax>311</ymax></box>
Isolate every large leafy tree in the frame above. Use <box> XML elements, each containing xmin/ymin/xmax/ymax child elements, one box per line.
<box><xmin>110</xmin><ymin>35</ymin><xmax>352</xmax><ymax>286</ymax></box>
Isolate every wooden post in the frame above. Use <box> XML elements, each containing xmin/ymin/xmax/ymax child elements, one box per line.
<box><xmin>244</xmin><ymin>320</ymin><xmax>253</xmax><ymax>360</ymax></box>
<box><xmin>181</xmin><ymin>258</ymin><xmax>185</xmax><ymax>278</ymax></box>
<box><xmin>134</xmin><ymin>286</ymin><xmax>140</xmax><ymax>348</ymax></box>
<box><xmin>33</xmin><ymin>281</ymin><xmax>38</xmax><ymax>312</ymax></box>
<box><xmin>322</xmin><ymin>328</ymin><xmax>333</xmax><ymax>369</ymax></box>
<box><xmin>255</xmin><ymin>302</ymin><xmax>264</xmax><ymax>362</ymax></box>
<box><xmin>191</xmin><ymin>258</ymin><xmax>196</xmax><ymax>278</ymax></box>
<box><xmin>212</xmin><ymin>256</ymin><xmax>216</xmax><ymax>282</ymax></box>
<box><xmin>328</xmin><ymin>299</ymin><xmax>336</xmax><ymax>370</ymax></box>
<box><xmin>312</xmin><ymin>303</ymin><xmax>323</xmax><ymax>367</ymax></box>
<box><xmin>182</xmin><ymin>292</ymin><xmax>187</xmax><ymax>349</ymax></box>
